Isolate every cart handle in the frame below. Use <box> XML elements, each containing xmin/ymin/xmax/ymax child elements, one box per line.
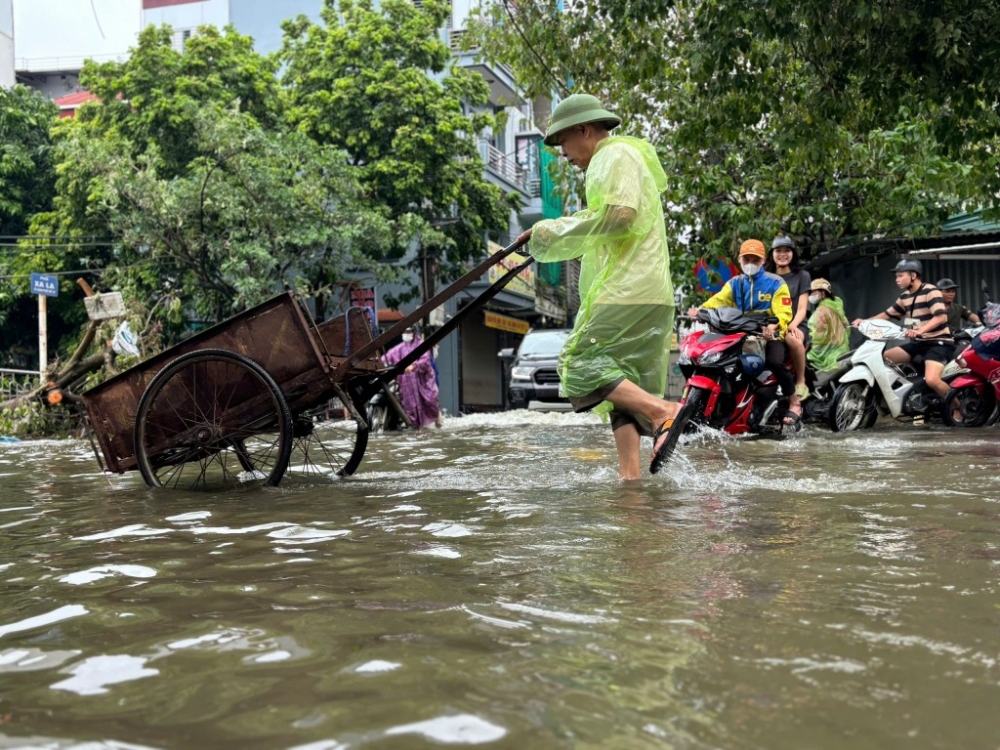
<box><xmin>379</xmin><ymin>255</ymin><xmax>535</xmax><ymax>381</ymax></box>
<box><xmin>330</xmin><ymin>236</ymin><xmax>532</xmax><ymax>382</ymax></box>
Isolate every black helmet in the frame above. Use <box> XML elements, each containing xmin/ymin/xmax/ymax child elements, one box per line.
<box><xmin>771</xmin><ymin>236</ymin><xmax>796</xmax><ymax>250</ymax></box>
<box><xmin>892</xmin><ymin>257</ymin><xmax>923</xmax><ymax>276</ymax></box>
<box><xmin>936</xmin><ymin>278</ymin><xmax>959</xmax><ymax>291</ymax></box>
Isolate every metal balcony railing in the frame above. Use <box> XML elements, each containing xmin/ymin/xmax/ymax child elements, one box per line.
<box><xmin>480</xmin><ymin>140</ymin><xmax>532</xmax><ymax>192</ymax></box>
<box><xmin>15</xmin><ymin>52</ymin><xmax>129</xmax><ymax>73</ymax></box>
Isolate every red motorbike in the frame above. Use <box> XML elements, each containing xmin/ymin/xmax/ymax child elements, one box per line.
<box><xmin>942</xmin><ymin>303</ymin><xmax>1000</xmax><ymax>427</ymax></box>
<box><xmin>655</xmin><ymin>308</ymin><xmax>799</xmax><ymax>463</ymax></box>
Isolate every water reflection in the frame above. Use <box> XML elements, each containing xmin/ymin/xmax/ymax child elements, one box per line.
<box><xmin>0</xmin><ymin>414</ymin><xmax>998</xmax><ymax>748</ymax></box>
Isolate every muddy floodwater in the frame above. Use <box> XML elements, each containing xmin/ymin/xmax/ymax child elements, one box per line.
<box><xmin>1</xmin><ymin>412</ymin><xmax>999</xmax><ymax>749</ymax></box>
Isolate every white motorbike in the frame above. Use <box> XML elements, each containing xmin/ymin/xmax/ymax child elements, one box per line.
<box><xmin>828</xmin><ymin>319</ymin><xmax>968</xmax><ymax>431</ymax></box>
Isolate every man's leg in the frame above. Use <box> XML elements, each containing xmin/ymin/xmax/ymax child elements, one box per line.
<box><xmin>612</xmin><ymin>423</ymin><xmax>642</xmax><ymax>481</ymax></box>
<box><xmin>884</xmin><ymin>346</ymin><xmax>912</xmax><ymax>364</ymax></box>
<box><xmin>923</xmin><ymin>360</ymin><xmax>949</xmax><ymax>398</ymax></box>
<box><xmin>605</xmin><ymin>379</ymin><xmax>678</xmax><ymax>432</ymax></box>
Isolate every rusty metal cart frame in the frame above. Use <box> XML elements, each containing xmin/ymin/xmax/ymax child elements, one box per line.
<box><xmin>82</xmin><ymin>239</ymin><xmax>534</xmax><ymax>490</ymax></box>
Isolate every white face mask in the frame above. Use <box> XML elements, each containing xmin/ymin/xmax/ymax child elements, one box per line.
<box><xmin>740</xmin><ymin>262</ymin><xmax>762</xmax><ymax>276</ymax></box>
<box><xmin>808</xmin><ymin>293</ymin><xmax>821</xmax><ymax>304</ymax></box>
<box><xmin>402</xmin><ymin>333</ymin><xmax>414</xmax><ymax>343</ymax></box>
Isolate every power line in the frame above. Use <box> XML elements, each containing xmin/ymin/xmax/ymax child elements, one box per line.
<box><xmin>89</xmin><ymin>0</ymin><xmax>107</xmax><ymax>39</ymax></box>
<box><xmin>0</xmin><ymin>235</ymin><xmax>114</xmax><ymax>240</ymax></box>
<box><xmin>0</xmin><ymin>260</ymin><xmax>152</xmax><ymax>281</ymax></box>
<box><xmin>0</xmin><ymin>242</ymin><xmax>117</xmax><ymax>250</ymax></box>
<box><xmin>498</xmin><ymin>0</ymin><xmax>570</xmax><ymax>97</ymax></box>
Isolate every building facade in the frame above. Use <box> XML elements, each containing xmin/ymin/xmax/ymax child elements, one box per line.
<box><xmin>1</xmin><ymin>0</ymin><xmax>13</xmax><ymax>87</ymax></box>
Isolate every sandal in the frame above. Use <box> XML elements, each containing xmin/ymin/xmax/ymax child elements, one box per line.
<box><xmin>782</xmin><ymin>410</ymin><xmax>803</xmax><ymax>430</ymax></box>
<box><xmin>784</xmin><ymin>400</ymin><xmax>803</xmax><ymax>424</ymax></box>
<box><xmin>649</xmin><ymin>417</ymin><xmax>676</xmax><ymax>475</ymax></box>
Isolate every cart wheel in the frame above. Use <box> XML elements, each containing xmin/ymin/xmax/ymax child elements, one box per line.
<box><xmin>134</xmin><ymin>349</ymin><xmax>293</xmax><ymax>490</ymax></box>
<box><xmin>282</xmin><ymin>403</ymin><xmax>369</xmax><ymax>479</ymax></box>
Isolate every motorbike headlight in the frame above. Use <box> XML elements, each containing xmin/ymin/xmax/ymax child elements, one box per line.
<box><xmin>698</xmin><ymin>351</ymin><xmax>724</xmax><ymax>365</ymax></box>
<box><xmin>510</xmin><ymin>366</ymin><xmax>534</xmax><ymax>381</ymax></box>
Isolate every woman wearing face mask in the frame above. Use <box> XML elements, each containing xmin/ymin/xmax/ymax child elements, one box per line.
<box><xmin>805</xmin><ymin>279</ymin><xmax>851</xmax><ymax>372</ymax></box>
<box><xmin>688</xmin><ymin>239</ymin><xmax>799</xmax><ymax>419</ymax></box>
<box><xmin>382</xmin><ymin>325</ymin><xmax>441</xmax><ymax>429</ymax></box>
<box><xmin>765</xmin><ymin>236</ymin><xmax>811</xmax><ymax>416</ymax></box>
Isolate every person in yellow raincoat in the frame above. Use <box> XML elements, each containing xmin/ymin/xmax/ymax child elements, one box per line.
<box><xmin>515</xmin><ymin>94</ymin><xmax>679</xmax><ymax>479</ymax></box>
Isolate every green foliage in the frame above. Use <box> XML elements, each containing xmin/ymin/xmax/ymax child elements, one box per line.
<box><xmin>472</xmin><ymin>0</ymin><xmax>1000</xmax><ymax>297</ymax></box>
<box><xmin>62</xmin><ymin>104</ymin><xmax>394</xmax><ymax>323</ymax></box>
<box><xmin>280</xmin><ymin>0</ymin><xmax>517</xmax><ymax>300</ymax></box>
<box><xmin>0</xmin><ymin>85</ymin><xmax>57</xmax><ymax>237</ymax></box>
<box><xmin>80</xmin><ymin>24</ymin><xmax>284</xmax><ymax>176</ymax></box>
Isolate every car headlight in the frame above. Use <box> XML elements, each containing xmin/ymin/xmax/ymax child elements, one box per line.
<box><xmin>510</xmin><ymin>366</ymin><xmax>534</xmax><ymax>381</ymax></box>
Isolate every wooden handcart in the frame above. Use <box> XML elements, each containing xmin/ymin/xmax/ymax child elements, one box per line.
<box><xmin>81</xmin><ymin>239</ymin><xmax>533</xmax><ymax>490</ymax></box>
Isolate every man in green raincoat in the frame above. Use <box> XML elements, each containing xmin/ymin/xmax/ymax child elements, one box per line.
<box><xmin>516</xmin><ymin>94</ymin><xmax>679</xmax><ymax>479</ymax></box>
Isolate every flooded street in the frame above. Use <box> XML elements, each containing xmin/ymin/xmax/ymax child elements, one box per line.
<box><xmin>1</xmin><ymin>412</ymin><xmax>999</xmax><ymax>749</ymax></box>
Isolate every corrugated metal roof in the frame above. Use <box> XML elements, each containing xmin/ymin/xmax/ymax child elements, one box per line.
<box><xmin>940</xmin><ymin>210</ymin><xmax>1000</xmax><ymax>235</ymax></box>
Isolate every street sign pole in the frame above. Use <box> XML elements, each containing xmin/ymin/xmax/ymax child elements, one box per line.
<box><xmin>30</xmin><ymin>273</ymin><xmax>59</xmax><ymax>383</ymax></box>
<box><xmin>38</xmin><ymin>293</ymin><xmax>47</xmax><ymax>383</ymax></box>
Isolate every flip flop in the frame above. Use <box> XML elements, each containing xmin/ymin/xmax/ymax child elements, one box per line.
<box><xmin>649</xmin><ymin>417</ymin><xmax>676</xmax><ymax>475</ymax></box>
<box><xmin>782</xmin><ymin>410</ymin><xmax>803</xmax><ymax>430</ymax></box>
<box><xmin>784</xmin><ymin>402</ymin><xmax>803</xmax><ymax>424</ymax></box>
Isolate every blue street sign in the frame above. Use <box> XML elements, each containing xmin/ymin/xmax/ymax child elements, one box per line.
<box><xmin>30</xmin><ymin>273</ymin><xmax>59</xmax><ymax>298</ymax></box>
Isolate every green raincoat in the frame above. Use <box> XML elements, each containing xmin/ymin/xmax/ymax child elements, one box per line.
<box><xmin>529</xmin><ymin>136</ymin><xmax>673</xmax><ymax>411</ymax></box>
<box><xmin>807</xmin><ymin>297</ymin><xmax>851</xmax><ymax>371</ymax></box>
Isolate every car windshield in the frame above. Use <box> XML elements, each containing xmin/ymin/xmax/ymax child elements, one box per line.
<box><xmin>517</xmin><ymin>331</ymin><xmax>570</xmax><ymax>358</ymax></box>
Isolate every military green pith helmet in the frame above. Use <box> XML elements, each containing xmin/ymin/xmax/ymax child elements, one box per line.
<box><xmin>543</xmin><ymin>94</ymin><xmax>621</xmax><ymax>146</ymax></box>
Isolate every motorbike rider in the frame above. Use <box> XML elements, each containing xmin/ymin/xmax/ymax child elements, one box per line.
<box><xmin>806</xmin><ymin>278</ymin><xmax>851</xmax><ymax>372</ymax></box>
<box><xmin>851</xmin><ymin>258</ymin><xmax>953</xmax><ymax>399</ymax></box>
<box><xmin>936</xmin><ymin>278</ymin><xmax>981</xmax><ymax>333</ymax></box>
<box><xmin>765</xmin><ymin>236</ymin><xmax>810</xmax><ymax>414</ymax></box>
<box><xmin>688</xmin><ymin>239</ymin><xmax>798</xmax><ymax>417</ymax></box>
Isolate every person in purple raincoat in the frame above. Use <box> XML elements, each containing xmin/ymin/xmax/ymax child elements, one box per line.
<box><xmin>382</xmin><ymin>325</ymin><xmax>441</xmax><ymax>429</ymax></box>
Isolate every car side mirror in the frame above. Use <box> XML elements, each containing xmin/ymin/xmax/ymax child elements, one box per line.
<box><xmin>498</xmin><ymin>348</ymin><xmax>515</xmax><ymax>360</ymax></box>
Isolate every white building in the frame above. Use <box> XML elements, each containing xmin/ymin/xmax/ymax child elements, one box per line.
<box><xmin>0</xmin><ymin>0</ymin><xmax>14</xmax><ymax>87</ymax></box>
<box><xmin>12</xmin><ymin>0</ymin><xmax>138</xmax><ymax>96</ymax></box>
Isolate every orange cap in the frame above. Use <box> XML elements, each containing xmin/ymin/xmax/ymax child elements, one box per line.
<box><xmin>738</xmin><ymin>239</ymin><xmax>766</xmax><ymax>259</ymax></box>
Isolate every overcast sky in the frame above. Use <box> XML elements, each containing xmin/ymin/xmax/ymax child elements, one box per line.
<box><xmin>13</xmin><ymin>0</ymin><xmax>140</xmax><ymax>65</ymax></box>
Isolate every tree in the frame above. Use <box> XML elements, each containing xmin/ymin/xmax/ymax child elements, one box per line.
<box><xmin>68</xmin><ymin>104</ymin><xmax>394</xmax><ymax>324</ymax></box>
<box><xmin>0</xmin><ymin>85</ymin><xmax>57</xmax><ymax>238</ymax></box>
<box><xmin>471</xmin><ymin>0</ymin><xmax>1000</xmax><ymax>296</ymax></box>
<box><xmin>279</xmin><ymin>0</ymin><xmax>518</xmax><ymax>302</ymax></box>
<box><xmin>0</xmin><ymin>86</ymin><xmax>62</xmax><ymax>365</ymax></box>
<box><xmin>81</xmin><ymin>24</ymin><xmax>284</xmax><ymax>177</ymax></box>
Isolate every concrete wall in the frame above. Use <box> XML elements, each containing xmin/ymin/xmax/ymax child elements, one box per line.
<box><xmin>19</xmin><ymin>72</ymin><xmax>81</xmax><ymax>98</ymax></box>
<box><xmin>143</xmin><ymin>0</ymin><xmax>229</xmax><ymax>30</ymax></box>
<box><xmin>13</xmin><ymin>0</ymin><xmax>137</xmax><ymax>74</ymax></box>
<box><xmin>0</xmin><ymin>0</ymin><xmax>13</xmax><ymax>87</ymax></box>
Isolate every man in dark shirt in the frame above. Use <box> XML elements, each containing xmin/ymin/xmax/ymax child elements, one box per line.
<box><xmin>936</xmin><ymin>278</ymin><xmax>981</xmax><ymax>332</ymax></box>
<box><xmin>851</xmin><ymin>258</ymin><xmax>952</xmax><ymax>398</ymax></box>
